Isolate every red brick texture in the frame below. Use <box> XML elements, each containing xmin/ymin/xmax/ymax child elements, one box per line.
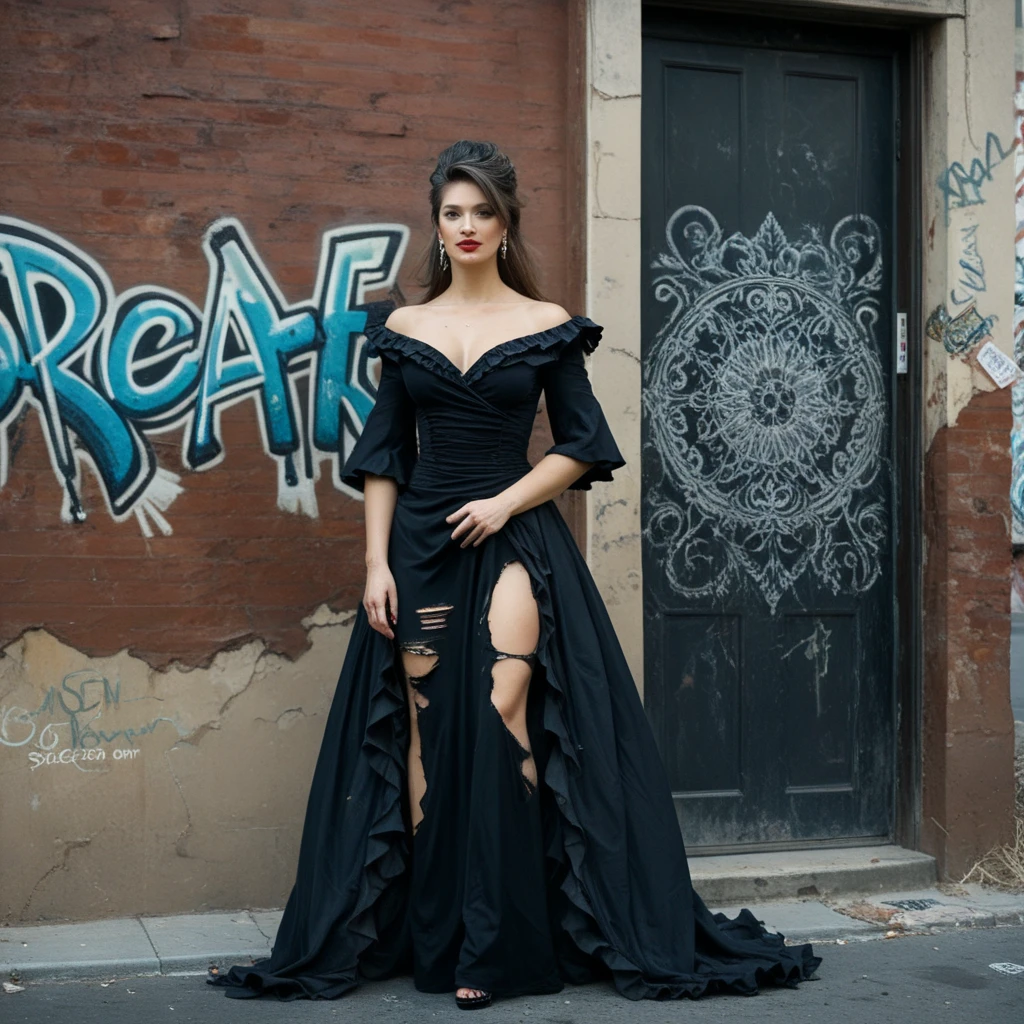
<box><xmin>922</xmin><ymin>386</ymin><xmax>1017</xmax><ymax>878</ymax></box>
<box><xmin>0</xmin><ymin>0</ymin><xmax>579</xmax><ymax>668</ymax></box>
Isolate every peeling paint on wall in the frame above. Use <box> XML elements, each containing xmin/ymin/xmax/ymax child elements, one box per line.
<box><xmin>0</xmin><ymin>606</ymin><xmax>355</xmax><ymax>924</ymax></box>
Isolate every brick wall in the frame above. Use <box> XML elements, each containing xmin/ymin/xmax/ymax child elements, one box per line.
<box><xmin>0</xmin><ymin>0</ymin><xmax>577</xmax><ymax>669</ymax></box>
<box><xmin>923</xmin><ymin>386</ymin><xmax>1017</xmax><ymax>877</ymax></box>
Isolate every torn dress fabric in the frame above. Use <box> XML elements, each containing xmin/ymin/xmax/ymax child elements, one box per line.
<box><xmin>210</xmin><ymin>311</ymin><xmax>821</xmax><ymax>1001</ymax></box>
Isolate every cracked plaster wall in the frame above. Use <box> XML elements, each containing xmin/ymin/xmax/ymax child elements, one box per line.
<box><xmin>586</xmin><ymin>0</ymin><xmax>644</xmax><ymax>695</ymax></box>
<box><xmin>922</xmin><ymin>4</ymin><xmax>1016</xmax><ymax>446</ymax></box>
<box><xmin>0</xmin><ymin>607</ymin><xmax>353</xmax><ymax>924</ymax></box>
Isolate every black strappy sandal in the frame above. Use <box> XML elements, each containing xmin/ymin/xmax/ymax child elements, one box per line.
<box><xmin>455</xmin><ymin>988</ymin><xmax>493</xmax><ymax>1010</ymax></box>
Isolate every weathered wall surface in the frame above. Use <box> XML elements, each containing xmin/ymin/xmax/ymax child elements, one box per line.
<box><xmin>1009</xmin><ymin>24</ymin><xmax>1024</xmax><ymax>543</ymax></box>
<box><xmin>585</xmin><ymin>0</ymin><xmax>643</xmax><ymax>691</ymax></box>
<box><xmin>0</xmin><ymin>610</ymin><xmax>351</xmax><ymax>922</ymax></box>
<box><xmin>922</xmin><ymin>387</ymin><xmax>1014</xmax><ymax>876</ymax></box>
<box><xmin>0</xmin><ymin>0</ymin><xmax>576</xmax><ymax>922</ymax></box>
<box><xmin>918</xmin><ymin>2</ymin><xmax>1017</xmax><ymax>876</ymax></box>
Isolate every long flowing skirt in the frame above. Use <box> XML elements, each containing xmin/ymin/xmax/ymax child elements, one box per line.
<box><xmin>210</xmin><ymin>494</ymin><xmax>820</xmax><ymax>1000</ymax></box>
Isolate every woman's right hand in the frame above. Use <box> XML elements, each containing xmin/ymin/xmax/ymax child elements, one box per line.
<box><xmin>363</xmin><ymin>561</ymin><xmax>398</xmax><ymax>639</ymax></box>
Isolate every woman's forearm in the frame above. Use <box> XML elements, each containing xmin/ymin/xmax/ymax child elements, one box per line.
<box><xmin>363</xmin><ymin>474</ymin><xmax>399</xmax><ymax>566</ymax></box>
<box><xmin>498</xmin><ymin>454</ymin><xmax>593</xmax><ymax>516</ymax></box>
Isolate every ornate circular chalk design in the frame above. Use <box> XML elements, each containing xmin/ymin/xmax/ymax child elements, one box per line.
<box><xmin>644</xmin><ymin>207</ymin><xmax>888</xmax><ymax>612</ymax></box>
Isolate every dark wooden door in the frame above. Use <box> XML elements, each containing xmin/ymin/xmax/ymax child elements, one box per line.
<box><xmin>641</xmin><ymin>15</ymin><xmax>898</xmax><ymax>849</ymax></box>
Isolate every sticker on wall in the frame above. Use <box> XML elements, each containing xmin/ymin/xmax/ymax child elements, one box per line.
<box><xmin>644</xmin><ymin>206</ymin><xmax>888</xmax><ymax>613</ymax></box>
<box><xmin>976</xmin><ymin>340</ymin><xmax>1020</xmax><ymax>388</ymax></box>
<box><xmin>0</xmin><ymin>217</ymin><xmax>409</xmax><ymax>533</ymax></box>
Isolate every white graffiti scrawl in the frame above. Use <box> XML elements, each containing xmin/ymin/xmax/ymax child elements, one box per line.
<box><xmin>0</xmin><ymin>217</ymin><xmax>408</xmax><ymax>534</ymax></box>
<box><xmin>644</xmin><ymin>206</ymin><xmax>888</xmax><ymax>613</ymax></box>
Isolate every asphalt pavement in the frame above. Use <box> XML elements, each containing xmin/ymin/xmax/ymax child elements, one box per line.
<box><xmin>3</xmin><ymin>927</ymin><xmax>1023</xmax><ymax>1024</ymax></box>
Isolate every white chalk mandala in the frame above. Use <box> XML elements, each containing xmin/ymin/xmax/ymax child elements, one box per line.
<box><xmin>644</xmin><ymin>206</ymin><xmax>888</xmax><ymax>612</ymax></box>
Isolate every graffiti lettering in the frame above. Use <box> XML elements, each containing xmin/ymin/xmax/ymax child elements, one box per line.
<box><xmin>950</xmin><ymin>224</ymin><xmax>987</xmax><ymax>306</ymax></box>
<box><xmin>0</xmin><ymin>669</ymin><xmax>173</xmax><ymax>752</ymax></box>
<box><xmin>27</xmin><ymin>747</ymin><xmax>108</xmax><ymax>771</ymax></box>
<box><xmin>0</xmin><ymin>217</ymin><xmax>408</xmax><ymax>532</ymax></box>
<box><xmin>937</xmin><ymin>132</ymin><xmax>1016</xmax><ymax>223</ymax></box>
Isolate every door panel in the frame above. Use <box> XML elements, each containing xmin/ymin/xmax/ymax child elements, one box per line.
<box><xmin>654</xmin><ymin>613</ymin><xmax>743</xmax><ymax>796</ymax></box>
<box><xmin>641</xmin><ymin>18</ymin><xmax>898</xmax><ymax>849</ymax></box>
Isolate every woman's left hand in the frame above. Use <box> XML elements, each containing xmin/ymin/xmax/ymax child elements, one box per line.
<box><xmin>446</xmin><ymin>495</ymin><xmax>515</xmax><ymax>548</ymax></box>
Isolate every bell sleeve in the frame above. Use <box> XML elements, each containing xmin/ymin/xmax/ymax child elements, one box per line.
<box><xmin>339</xmin><ymin>354</ymin><xmax>417</xmax><ymax>493</ymax></box>
<box><xmin>539</xmin><ymin>336</ymin><xmax>626</xmax><ymax>490</ymax></box>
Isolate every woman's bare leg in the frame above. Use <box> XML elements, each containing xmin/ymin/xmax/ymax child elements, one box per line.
<box><xmin>457</xmin><ymin>560</ymin><xmax>540</xmax><ymax>1002</ymax></box>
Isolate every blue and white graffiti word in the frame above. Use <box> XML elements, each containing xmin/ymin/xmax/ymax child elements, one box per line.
<box><xmin>0</xmin><ymin>217</ymin><xmax>408</xmax><ymax>533</ymax></box>
<box><xmin>950</xmin><ymin>224</ymin><xmax>987</xmax><ymax>307</ymax></box>
<box><xmin>937</xmin><ymin>132</ymin><xmax>1016</xmax><ymax>224</ymax></box>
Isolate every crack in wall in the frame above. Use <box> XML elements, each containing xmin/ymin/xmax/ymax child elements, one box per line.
<box><xmin>19</xmin><ymin>835</ymin><xmax>95</xmax><ymax>919</ymax></box>
<box><xmin>254</xmin><ymin>706</ymin><xmax>309</xmax><ymax>728</ymax></box>
<box><xmin>176</xmin><ymin>683</ymin><xmax>250</xmax><ymax>746</ymax></box>
<box><xmin>163</xmin><ymin>748</ymin><xmax>194</xmax><ymax>859</ymax></box>
<box><xmin>591</xmin><ymin>86</ymin><xmax>640</xmax><ymax>102</ymax></box>
<box><xmin>608</xmin><ymin>346</ymin><xmax>641</xmax><ymax>363</ymax></box>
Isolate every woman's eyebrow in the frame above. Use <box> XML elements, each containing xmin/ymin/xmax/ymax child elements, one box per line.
<box><xmin>441</xmin><ymin>202</ymin><xmax>492</xmax><ymax>211</ymax></box>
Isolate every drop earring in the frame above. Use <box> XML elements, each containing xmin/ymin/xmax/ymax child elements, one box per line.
<box><xmin>501</xmin><ymin>233</ymin><xmax>508</xmax><ymax>259</ymax></box>
<box><xmin>438</xmin><ymin>236</ymin><xmax>448</xmax><ymax>272</ymax></box>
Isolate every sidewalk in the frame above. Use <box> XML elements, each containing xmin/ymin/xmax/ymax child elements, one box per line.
<box><xmin>4</xmin><ymin>884</ymin><xmax>1024</xmax><ymax>986</ymax></box>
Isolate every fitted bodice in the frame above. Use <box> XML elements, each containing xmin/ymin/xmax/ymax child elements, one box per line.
<box><xmin>339</xmin><ymin>311</ymin><xmax>625</xmax><ymax>500</ymax></box>
<box><xmin>405</xmin><ymin>359</ymin><xmax>542</xmax><ymax>488</ymax></box>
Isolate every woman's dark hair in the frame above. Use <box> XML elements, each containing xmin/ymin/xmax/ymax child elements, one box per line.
<box><xmin>417</xmin><ymin>139</ymin><xmax>546</xmax><ymax>302</ymax></box>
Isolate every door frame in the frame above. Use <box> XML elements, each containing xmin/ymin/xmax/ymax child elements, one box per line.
<box><xmin>629</xmin><ymin>3</ymin><xmax>924</xmax><ymax>852</ymax></box>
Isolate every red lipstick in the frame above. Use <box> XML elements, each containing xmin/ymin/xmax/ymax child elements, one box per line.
<box><xmin>456</xmin><ymin>240</ymin><xmax>481</xmax><ymax>251</ymax></box>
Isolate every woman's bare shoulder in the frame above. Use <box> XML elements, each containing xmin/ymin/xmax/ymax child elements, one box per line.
<box><xmin>383</xmin><ymin>305</ymin><xmax>422</xmax><ymax>335</ymax></box>
<box><xmin>517</xmin><ymin>299</ymin><xmax>572</xmax><ymax>333</ymax></box>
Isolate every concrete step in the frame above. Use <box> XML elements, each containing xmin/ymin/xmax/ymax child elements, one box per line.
<box><xmin>688</xmin><ymin>844</ymin><xmax>937</xmax><ymax>905</ymax></box>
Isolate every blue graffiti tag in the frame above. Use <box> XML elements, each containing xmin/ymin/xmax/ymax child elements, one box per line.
<box><xmin>950</xmin><ymin>224</ymin><xmax>986</xmax><ymax>307</ymax></box>
<box><xmin>937</xmin><ymin>132</ymin><xmax>1016</xmax><ymax>224</ymax></box>
<box><xmin>0</xmin><ymin>217</ymin><xmax>408</xmax><ymax>531</ymax></box>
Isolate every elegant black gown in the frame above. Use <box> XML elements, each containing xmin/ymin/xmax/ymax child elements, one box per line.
<box><xmin>210</xmin><ymin>308</ymin><xmax>821</xmax><ymax>1001</ymax></box>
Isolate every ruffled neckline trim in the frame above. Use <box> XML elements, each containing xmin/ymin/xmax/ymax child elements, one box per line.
<box><xmin>363</xmin><ymin>311</ymin><xmax>603</xmax><ymax>385</ymax></box>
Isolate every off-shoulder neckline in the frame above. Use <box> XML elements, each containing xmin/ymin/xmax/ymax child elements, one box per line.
<box><xmin>364</xmin><ymin>313</ymin><xmax>602</xmax><ymax>385</ymax></box>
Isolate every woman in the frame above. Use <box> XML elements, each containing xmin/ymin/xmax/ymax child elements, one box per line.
<box><xmin>210</xmin><ymin>140</ymin><xmax>820</xmax><ymax>1009</ymax></box>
